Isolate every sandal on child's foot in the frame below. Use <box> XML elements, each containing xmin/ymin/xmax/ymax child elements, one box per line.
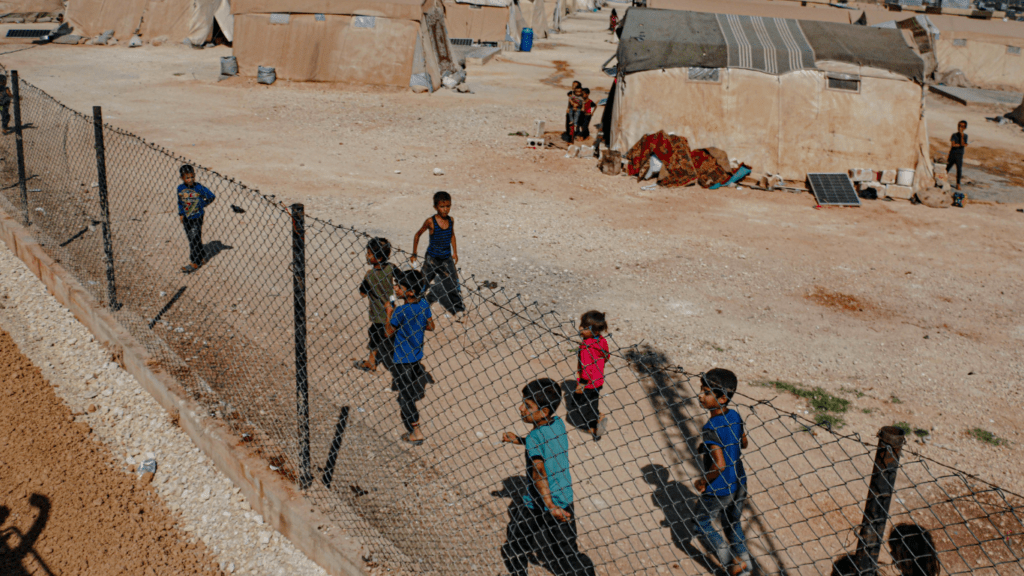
<box><xmin>401</xmin><ymin>433</ymin><xmax>425</xmax><ymax>446</ymax></box>
<box><xmin>181</xmin><ymin>263</ymin><xmax>200</xmax><ymax>274</ymax></box>
<box><xmin>353</xmin><ymin>361</ymin><xmax>375</xmax><ymax>373</ymax></box>
<box><xmin>728</xmin><ymin>561</ymin><xmax>747</xmax><ymax>576</ymax></box>
<box><xmin>595</xmin><ymin>415</ymin><xmax>608</xmax><ymax>440</ymax></box>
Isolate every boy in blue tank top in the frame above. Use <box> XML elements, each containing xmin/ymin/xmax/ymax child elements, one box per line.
<box><xmin>694</xmin><ymin>368</ymin><xmax>750</xmax><ymax>576</ymax></box>
<box><xmin>410</xmin><ymin>191</ymin><xmax>465</xmax><ymax>315</ymax></box>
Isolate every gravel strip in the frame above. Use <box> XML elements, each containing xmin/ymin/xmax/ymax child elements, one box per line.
<box><xmin>0</xmin><ymin>242</ymin><xmax>328</xmax><ymax>576</ymax></box>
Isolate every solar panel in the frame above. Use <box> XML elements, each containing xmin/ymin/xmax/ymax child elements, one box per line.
<box><xmin>6</xmin><ymin>30</ymin><xmax>50</xmax><ymax>38</ymax></box>
<box><xmin>808</xmin><ymin>173</ymin><xmax>861</xmax><ymax>207</ymax></box>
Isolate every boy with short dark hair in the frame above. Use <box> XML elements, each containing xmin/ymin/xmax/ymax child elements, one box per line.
<box><xmin>411</xmin><ymin>191</ymin><xmax>464</xmax><ymax>315</ymax></box>
<box><xmin>947</xmin><ymin>120</ymin><xmax>968</xmax><ymax>203</ymax></box>
<box><xmin>578</xmin><ymin>88</ymin><xmax>596</xmax><ymax>140</ymax></box>
<box><xmin>176</xmin><ymin>165</ymin><xmax>216</xmax><ymax>274</ymax></box>
<box><xmin>356</xmin><ymin>237</ymin><xmax>396</xmax><ymax>373</ymax></box>
<box><xmin>0</xmin><ymin>75</ymin><xmax>12</xmax><ymax>135</ymax></box>
<box><xmin>386</xmin><ymin>269</ymin><xmax>435</xmax><ymax>445</ymax></box>
<box><xmin>500</xmin><ymin>378</ymin><xmax>595</xmax><ymax>576</ymax></box>
<box><xmin>694</xmin><ymin>368</ymin><xmax>749</xmax><ymax>576</ymax></box>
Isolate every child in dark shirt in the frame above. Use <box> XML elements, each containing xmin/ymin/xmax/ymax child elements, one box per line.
<box><xmin>500</xmin><ymin>378</ymin><xmax>595</xmax><ymax>576</ymax></box>
<box><xmin>356</xmin><ymin>237</ymin><xmax>396</xmax><ymax>373</ymax></box>
<box><xmin>694</xmin><ymin>368</ymin><xmax>749</xmax><ymax>576</ymax></box>
<box><xmin>386</xmin><ymin>269</ymin><xmax>435</xmax><ymax>445</ymax></box>
<box><xmin>411</xmin><ymin>191</ymin><xmax>464</xmax><ymax>315</ymax></box>
<box><xmin>176</xmin><ymin>165</ymin><xmax>216</xmax><ymax>274</ymax></box>
<box><xmin>947</xmin><ymin>120</ymin><xmax>968</xmax><ymax>205</ymax></box>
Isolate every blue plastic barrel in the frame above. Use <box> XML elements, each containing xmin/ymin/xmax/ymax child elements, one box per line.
<box><xmin>521</xmin><ymin>28</ymin><xmax>534</xmax><ymax>52</ymax></box>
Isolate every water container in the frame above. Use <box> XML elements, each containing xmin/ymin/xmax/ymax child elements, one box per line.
<box><xmin>896</xmin><ymin>168</ymin><xmax>915</xmax><ymax>187</ymax></box>
<box><xmin>521</xmin><ymin>28</ymin><xmax>534</xmax><ymax>52</ymax></box>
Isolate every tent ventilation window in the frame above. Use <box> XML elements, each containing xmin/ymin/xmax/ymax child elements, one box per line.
<box><xmin>687</xmin><ymin>67</ymin><xmax>720</xmax><ymax>83</ymax></box>
<box><xmin>354</xmin><ymin>16</ymin><xmax>377</xmax><ymax>28</ymax></box>
<box><xmin>827</xmin><ymin>73</ymin><xmax>860</xmax><ymax>93</ymax></box>
<box><xmin>1009</xmin><ymin>46</ymin><xmax>1021</xmax><ymax>55</ymax></box>
<box><xmin>315</xmin><ymin>13</ymin><xmax>326</xmax><ymax>21</ymax></box>
<box><xmin>952</xmin><ymin>38</ymin><xmax>967</xmax><ymax>47</ymax></box>
<box><xmin>470</xmin><ymin>4</ymin><xmax>483</xmax><ymax>9</ymax></box>
<box><xmin>269</xmin><ymin>13</ymin><xmax>290</xmax><ymax>24</ymax></box>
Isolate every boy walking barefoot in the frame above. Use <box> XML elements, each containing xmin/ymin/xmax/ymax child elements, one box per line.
<box><xmin>500</xmin><ymin>379</ymin><xmax>596</xmax><ymax>576</ymax></box>
<box><xmin>694</xmin><ymin>369</ymin><xmax>750</xmax><ymax>576</ymax></box>
<box><xmin>411</xmin><ymin>191</ymin><xmax>464</xmax><ymax>315</ymax></box>
<box><xmin>386</xmin><ymin>270</ymin><xmax>435</xmax><ymax>445</ymax></box>
<box><xmin>176</xmin><ymin>165</ymin><xmax>216</xmax><ymax>274</ymax></box>
<box><xmin>356</xmin><ymin>237</ymin><xmax>396</xmax><ymax>373</ymax></box>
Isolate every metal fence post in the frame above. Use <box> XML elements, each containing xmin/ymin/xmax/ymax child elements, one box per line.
<box><xmin>11</xmin><ymin>71</ymin><xmax>28</xmax><ymax>226</ymax></box>
<box><xmin>291</xmin><ymin>203</ymin><xmax>313</xmax><ymax>490</ymax></box>
<box><xmin>853</xmin><ymin>426</ymin><xmax>906</xmax><ymax>576</ymax></box>
<box><xmin>92</xmin><ymin>106</ymin><xmax>120</xmax><ymax>311</ymax></box>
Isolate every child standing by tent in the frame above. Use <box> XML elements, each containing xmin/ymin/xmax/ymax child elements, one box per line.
<box><xmin>578</xmin><ymin>88</ymin><xmax>596</xmax><ymax>140</ymax></box>
<box><xmin>411</xmin><ymin>191</ymin><xmax>464</xmax><ymax>315</ymax></box>
<box><xmin>947</xmin><ymin>120</ymin><xmax>968</xmax><ymax>205</ymax></box>
<box><xmin>176</xmin><ymin>165</ymin><xmax>216</xmax><ymax>274</ymax></box>
<box><xmin>609</xmin><ymin>9</ymin><xmax>618</xmax><ymax>33</ymax></box>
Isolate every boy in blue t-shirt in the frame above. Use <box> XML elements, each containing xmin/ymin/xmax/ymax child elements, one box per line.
<box><xmin>500</xmin><ymin>378</ymin><xmax>595</xmax><ymax>576</ymax></box>
<box><xmin>176</xmin><ymin>165</ymin><xmax>216</xmax><ymax>274</ymax></box>
<box><xmin>694</xmin><ymin>368</ymin><xmax>750</xmax><ymax>576</ymax></box>
<box><xmin>386</xmin><ymin>269</ymin><xmax>434</xmax><ymax>445</ymax></box>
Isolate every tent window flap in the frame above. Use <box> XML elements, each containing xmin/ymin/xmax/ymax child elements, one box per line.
<box><xmin>269</xmin><ymin>13</ymin><xmax>290</xmax><ymax>24</ymax></box>
<box><xmin>354</xmin><ymin>16</ymin><xmax>376</xmax><ymax>28</ymax></box>
<box><xmin>826</xmin><ymin>73</ymin><xmax>861</xmax><ymax>93</ymax></box>
<box><xmin>687</xmin><ymin>67</ymin><xmax>720</xmax><ymax>83</ymax></box>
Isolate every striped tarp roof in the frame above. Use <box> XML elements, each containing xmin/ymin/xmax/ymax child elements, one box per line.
<box><xmin>615</xmin><ymin>7</ymin><xmax>925</xmax><ymax>81</ymax></box>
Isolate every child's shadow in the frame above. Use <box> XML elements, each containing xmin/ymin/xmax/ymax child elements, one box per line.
<box><xmin>559</xmin><ymin>379</ymin><xmax>590</xmax><ymax>431</ymax></box>
<box><xmin>203</xmin><ymin>240</ymin><xmax>233</xmax><ymax>263</ymax></box>
<box><xmin>491</xmin><ymin>476</ymin><xmax>531</xmax><ymax>500</ymax></box>
<box><xmin>641</xmin><ymin>464</ymin><xmax>724</xmax><ymax>576</ymax></box>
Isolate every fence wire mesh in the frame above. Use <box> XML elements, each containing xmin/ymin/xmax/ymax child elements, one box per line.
<box><xmin>0</xmin><ymin>68</ymin><xmax>1021</xmax><ymax>576</ymax></box>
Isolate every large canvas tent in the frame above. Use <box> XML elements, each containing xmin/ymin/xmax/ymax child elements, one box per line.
<box><xmin>0</xmin><ymin>0</ymin><xmax>63</xmax><ymax>14</ymax></box>
<box><xmin>609</xmin><ymin>8</ymin><xmax>934</xmax><ymax>191</ymax></box>
<box><xmin>66</xmin><ymin>0</ymin><xmax>233</xmax><ymax>45</ymax></box>
<box><xmin>443</xmin><ymin>0</ymin><xmax>509</xmax><ymax>43</ymax></box>
<box><xmin>231</xmin><ymin>0</ymin><xmax>460</xmax><ymax>91</ymax></box>
<box><xmin>516</xmin><ymin>0</ymin><xmax>548</xmax><ymax>38</ymax></box>
<box><xmin>869</xmin><ymin>12</ymin><xmax>1024</xmax><ymax>92</ymax></box>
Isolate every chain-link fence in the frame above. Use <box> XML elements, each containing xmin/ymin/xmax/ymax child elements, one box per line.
<box><xmin>0</xmin><ymin>67</ymin><xmax>1020</xmax><ymax>576</ymax></box>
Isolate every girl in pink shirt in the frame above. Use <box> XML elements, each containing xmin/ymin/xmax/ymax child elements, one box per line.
<box><xmin>574</xmin><ymin>310</ymin><xmax>610</xmax><ymax>440</ymax></box>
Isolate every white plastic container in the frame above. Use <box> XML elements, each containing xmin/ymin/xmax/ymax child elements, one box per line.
<box><xmin>896</xmin><ymin>168</ymin><xmax>915</xmax><ymax>187</ymax></box>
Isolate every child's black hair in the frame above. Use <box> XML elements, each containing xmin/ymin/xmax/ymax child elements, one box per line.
<box><xmin>180</xmin><ymin>164</ymin><xmax>195</xmax><ymax>177</ymax></box>
<box><xmin>958</xmin><ymin>120</ymin><xmax>968</xmax><ymax>128</ymax></box>
<box><xmin>396</xmin><ymin>269</ymin><xmax>427</xmax><ymax>297</ymax></box>
<box><xmin>367</xmin><ymin>237</ymin><xmax>391</xmax><ymax>264</ymax></box>
<box><xmin>522</xmin><ymin>378</ymin><xmax>562</xmax><ymax>415</ymax></box>
<box><xmin>583</xmin><ymin>88</ymin><xmax>591</xmax><ymax>96</ymax></box>
<box><xmin>889</xmin><ymin>524</ymin><xmax>940</xmax><ymax>576</ymax></box>
<box><xmin>433</xmin><ymin>190</ymin><xmax>451</xmax><ymax>206</ymax></box>
<box><xmin>580</xmin><ymin>310</ymin><xmax>607</xmax><ymax>334</ymax></box>
<box><xmin>572</xmin><ymin>80</ymin><xmax>581</xmax><ymax>89</ymax></box>
<box><xmin>702</xmin><ymin>368</ymin><xmax>738</xmax><ymax>401</ymax></box>
<box><xmin>611</xmin><ymin>8</ymin><xmax>617</xmax><ymax>16</ymax></box>
<box><xmin>0</xmin><ymin>75</ymin><xmax>7</xmax><ymax>86</ymax></box>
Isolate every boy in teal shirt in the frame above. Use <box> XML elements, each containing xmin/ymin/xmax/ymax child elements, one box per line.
<box><xmin>500</xmin><ymin>378</ymin><xmax>595</xmax><ymax>576</ymax></box>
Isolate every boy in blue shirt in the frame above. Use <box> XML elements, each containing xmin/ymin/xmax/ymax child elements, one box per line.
<box><xmin>500</xmin><ymin>378</ymin><xmax>595</xmax><ymax>576</ymax></box>
<box><xmin>386</xmin><ymin>269</ymin><xmax>434</xmax><ymax>445</ymax></box>
<box><xmin>176</xmin><ymin>165</ymin><xmax>216</xmax><ymax>274</ymax></box>
<box><xmin>694</xmin><ymin>368</ymin><xmax>750</xmax><ymax>576</ymax></box>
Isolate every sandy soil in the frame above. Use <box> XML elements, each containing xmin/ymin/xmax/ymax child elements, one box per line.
<box><xmin>1</xmin><ymin>10</ymin><xmax>1023</xmax><ymax>574</ymax></box>
<box><xmin>0</xmin><ymin>328</ymin><xmax>224</xmax><ymax>575</ymax></box>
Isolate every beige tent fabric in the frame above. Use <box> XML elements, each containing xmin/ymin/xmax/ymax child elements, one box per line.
<box><xmin>232</xmin><ymin>0</ymin><xmax>428</xmax><ymax>19</ymax></box>
<box><xmin>0</xmin><ymin>0</ymin><xmax>63</xmax><ymax>13</ymax></box>
<box><xmin>516</xmin><ymin>0</ymin><xmax>547</xmax><ymax>38</ymax></box>
<box><xmin>214</xmin><ymin>0</ymin><xmax>234</xmax><ymax>42</ymax></box>
<box><xmin>67</xmin><ymin>0</ymin><xmax>147</xmax><ymax>39</ymax></box>
<box><xmin>233</xmin><ymin>12</ymin><xmax>420</xmax><ymax>86</ymax></box>
<box><xmin>933</xmin><ymin>33</ymin><xmax>1024</xmax><ymax>92</ymax></box>
<box><xmin>67</xmin><ymin>0</ymin><xmax>221</xmax><ymax>44</ymax></box>
<box><xmin>611</xmin><ymin>67</ymin><xmax>928</xmax><ymax>188</ymax></box>
<box><xmin>444</xmin><ymin>1</ymin><xmax>507</xmax><ymax>42</ymax></box>
<box><xmin>648</xmin><ymin>0</ymin><xmax>856</xmax><ymax>23</ymax></box>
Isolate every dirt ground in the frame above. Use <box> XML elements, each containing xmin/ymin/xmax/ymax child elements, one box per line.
<box><xmin>0</xmin><ymin>328</ymin><xmax>224</xmax><ymax>575</ymax></box>
<box><xmin>1</xmin><ymin>8</ymin><xmax>1023</xmax><ymax>573</ymax></box>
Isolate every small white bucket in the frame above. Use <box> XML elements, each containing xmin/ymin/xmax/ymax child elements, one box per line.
<box><xmin>896</xmin><ymin>168</ymin><xmax>915</xmax><ymax>187</ymax></box>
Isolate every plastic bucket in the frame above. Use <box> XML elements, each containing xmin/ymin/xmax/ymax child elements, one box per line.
<box><xmin>521</xmin><ymin>28</ymin><xmax>534</xmax><ymax>52</ymax></box>
<box><xmin>896</xmin><ymin>168</ymin><xmax>914</xmax><ymax>187</ymax></box>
